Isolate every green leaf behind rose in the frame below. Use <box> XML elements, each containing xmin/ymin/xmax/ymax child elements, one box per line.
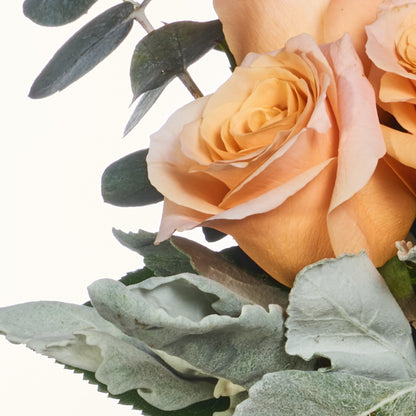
<box><xmin>113</xmin><ymin>229</ymin><xmax>289</xmax><ymax>308</ymax></box>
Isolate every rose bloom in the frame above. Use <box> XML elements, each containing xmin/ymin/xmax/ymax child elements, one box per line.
<box><xmin>366</xmin><ymin>0</ymin><xmax>416</xmax><ymax>178</ymax></box>
<box><xmin>147</xmin><ymin>33</ymin><xmax>416</xmax><ymax>287</ymax></box>
<box><xmin>214</xmin><ymin>0</ymin><xmax>379</xmax><ymax>70</ymax></box>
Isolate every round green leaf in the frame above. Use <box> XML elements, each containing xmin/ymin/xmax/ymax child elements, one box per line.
<box><xmin>23</xmin><ymin>0</ymin><xmax>98</xmax><ymax>27</ymax></box>
<box><xmin>130</xmin><ymin>20</ymin><xmax>223</xmax><ymax>100</ymax></box>
<box><xmin>101</xmin><ymin>149</ymin><xmax>163</xmax><ymax>207</ymax></box>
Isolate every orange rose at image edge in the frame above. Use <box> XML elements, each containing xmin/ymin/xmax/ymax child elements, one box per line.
<box><xmin>147</xmin><ymin>34</ymin><xmax>416</xmax><ymax>287</ymax></box>
<box><xmin>366</xmin><ymin>0</ymin><xmax>416</xmax><ymax>176</ymax></box>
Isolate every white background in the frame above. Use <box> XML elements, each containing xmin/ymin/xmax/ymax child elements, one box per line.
<box><xmin>0</xmin><ymin>1</ymin><xmax>231</xmax><ymax>414</ymax></box>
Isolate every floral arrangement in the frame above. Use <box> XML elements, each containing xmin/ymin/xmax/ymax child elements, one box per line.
<box><xmin>3</xmin><ymin>0</ymin><xmax>416</xmax><ymax>414</ymax></box>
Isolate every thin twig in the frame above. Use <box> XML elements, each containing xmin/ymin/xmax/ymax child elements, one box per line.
<box><xmin>178</xmin><ymin>70</ymin><xmax>203</xmax><ymax>99</ymax></box>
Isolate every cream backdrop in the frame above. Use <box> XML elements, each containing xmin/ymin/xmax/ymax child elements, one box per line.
<box><xmin>0</xmin><ymin>1</ymin><xmax>232</xmax><ymax>414</ymax></box>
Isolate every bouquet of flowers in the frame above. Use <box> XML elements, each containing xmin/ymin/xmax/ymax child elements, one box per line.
<box><xmin>2</xmin><ymin>0</ymin><xmax>416</xmax><ymax>414</ymax></box>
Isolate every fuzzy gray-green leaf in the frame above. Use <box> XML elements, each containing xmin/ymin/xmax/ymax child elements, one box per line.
<box><xmin>23</xmin><ymin>0</ymin><xmax>98</xmax><ymax>26</ymax></box>
<box><xmin>88</xmin><ymin>274</ymin><xmax>312</xmax><ymax>389</ymax></box>
<box><xmin>29</xmin><ymin>2</ymin><xmax>134</xmax><ymax>98</ymax></box>
<box><xmin>0</xmin><ymin>301</ymin><xmax>216</xmax><ymax>411</ymax></box>
<box><xmin>234</xmin><ymin>371</ymin><xmax>416</xmax><ymax>416</ymax></box>
<box><xmin>286</xmin><ymin>252</ymin><xmax>416</xmax><ymax>380</ymax></box>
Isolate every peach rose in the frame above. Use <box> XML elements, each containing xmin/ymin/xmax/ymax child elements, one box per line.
<box><xmin>147</xmin><ymin>34</ymin><xmax>416</xmax><ymax>287</ymax></box>
<box><xmin>366</xmin><ymin>0</ymin><xmax>416</xmax><ymax>177</ymax></box>
<box><xmin>214</xmin><ymin>0</ymin><xmax>379</xmax><ymax>70</ymax></box>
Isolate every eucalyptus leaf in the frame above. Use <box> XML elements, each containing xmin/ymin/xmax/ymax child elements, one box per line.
<box><xmin>29</xmin><ymin>2</ymin><xmax>134</xmax><ymax>98</ymax></box>
<box><xmin>88</xmin><ymin>274</ymin><xmax>313</xmax><ymax>389</ymax></box>
<box><xmin>113</xmin><ymin>229</ymin><xmax>289</xmax><ymax>308</ymax></box>
<box><xmin>101</xmin><ymin>149</ymin><xmax>163</xmax><ymax>207</ymax></box>
<box><xmin>130</xmin><ymin>20</ymin><xmax>223</xmax><ymax>100</ymax></box>
<box><xmin>124</xmin><ymin>84</ymin><xmax>167</xmax><ymax>136</ymax></box>
<box><xmin>286</xmin><ymin>252</ymin><xmax>416</xmax><ymax>380</ymax></box>
<box><xmin>233</xmin><ymin>370</ymin><xmax>416</xmax><ymax>416</ymax></box>
<box><xmin>23</xmin><ymin>0</ymin><xmax>98</xmax><ymax>26</ymax></box>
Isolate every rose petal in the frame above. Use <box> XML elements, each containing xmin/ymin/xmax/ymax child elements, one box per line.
<box><xmin>212</xmin><ymin>158</ymin><xmax>335</xmax><ymax>220</ymax></box>
<box><xmin>209</xmin><ymin>160</ymin><xmax>338</xmax><ymax>287</ymax></box>
<box><xmin>218</xmin><ymin>126</ymin><xmax>338</xmax><ymax>210</ymax></box>
<box><xmin>214</xmin><ymin>0</ymin><xmax>377</xmax><ymax>67</ymax></box>
<box><xmin>382</xmin><ymin>125</ymin><xmax>416</xmax><ymax>169</ymax></box>
<box><xmin>323</xmin><ymin>35</ymin><xmax>386</xmax><ymax>212</ymax></box>
<box><xmin>148</xmin><ymin>96</ymin><xmax>228</xmax><ymax>215</ymax></box>
<box><xmin>379</xmin><ymin>72</ymin><xmax>416</xmax><ymax>103</ymax></box>
<box><xmin>328</xmin><ymin>158</ymin><xmax>416</xmax><ymax>266</ymax></box>
<box><xmin>214</xmin><ymin>0</ymin><xmax>332</xmax><ymax>64</ymax></box>
<box><xmin>384</xmin><ymin>154</ymin><xmax>416</xmax><ymax>196</ymax></box>
<box><xmin>323</xmin><ymin>0</ymin><xmax>379</xmax><ymax>70</ymax></box>
<box><xmin>156</xmin><ymin>199</ymin><xmax>209</xmax><ymax>243</ymax></box>
<box><xmin>366</xmin><ymin>1</ymin><xmax>416</xmax><ymax>78</ymax></box>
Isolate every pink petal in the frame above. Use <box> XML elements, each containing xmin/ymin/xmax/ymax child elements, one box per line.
<box><xmin>324</xmin><ymin>34</ymin><xmax>386</xmax><ymax>212</ymax></box>
<box><xmin>366</xmin><ymin>1</ymin><xmax>416</xmax><ymax>78</ymax></box>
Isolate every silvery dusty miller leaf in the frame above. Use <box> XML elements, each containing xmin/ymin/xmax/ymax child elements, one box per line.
<box><xmin>0</xmin><ymin>301</ymin><xmax>216</xmax><ymax>411</ymax></box>
<box><xmin>286</xmin><ymin>252</ymin><xmax>416</xmax><ymax>380</ymax></box>
<box><xmin>88</xmin><ymin>273</ymin><xmax>312</xmax><ymax>389</ymax></box>
<box><xmin>234</xmin><ymin>370</ymin><xmax>416</xmax><ymax>416</ymax></box>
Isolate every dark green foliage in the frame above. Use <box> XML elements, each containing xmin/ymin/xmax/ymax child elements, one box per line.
<box><xmin>124</xmin><ymin>85</ymin><xmax>166</xmax><ymax>137</ymax></box>
<box><xmin>130</xmin><ymin>20</ymin><xmax>224</xmax><ymax>100</ymax></box>
<box><xmin>220</xmin><ymin>246</ymin><xmax>289</xmax><ymax>291</ymax></box>
<box><xmin>202</xmin><ymin>227</ymin><xmax>226</xmax><ymax>242</ymax></box>
<box><xmin>113</xmin><ymin>229</ymin><xmax>196</xmax><ymax>276</ymax></box>
<box><xmin>118</xmin><ymin>267</ymin><xmax>155</xmax><ymax>286</ymax></box>
<box><xmin>23</xmin><ymin>0</ymin><xmax>98</xmax><ymax>26</ymax></box>
<box><xmin>101</xmin><ymin>149</ymin><xmax>163</xmax><ymax>207</ymax></box>
<box><xmin>29</xmin><ymin>2</ymin><xmax>134</xmax><ymax>98</ymax></box>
